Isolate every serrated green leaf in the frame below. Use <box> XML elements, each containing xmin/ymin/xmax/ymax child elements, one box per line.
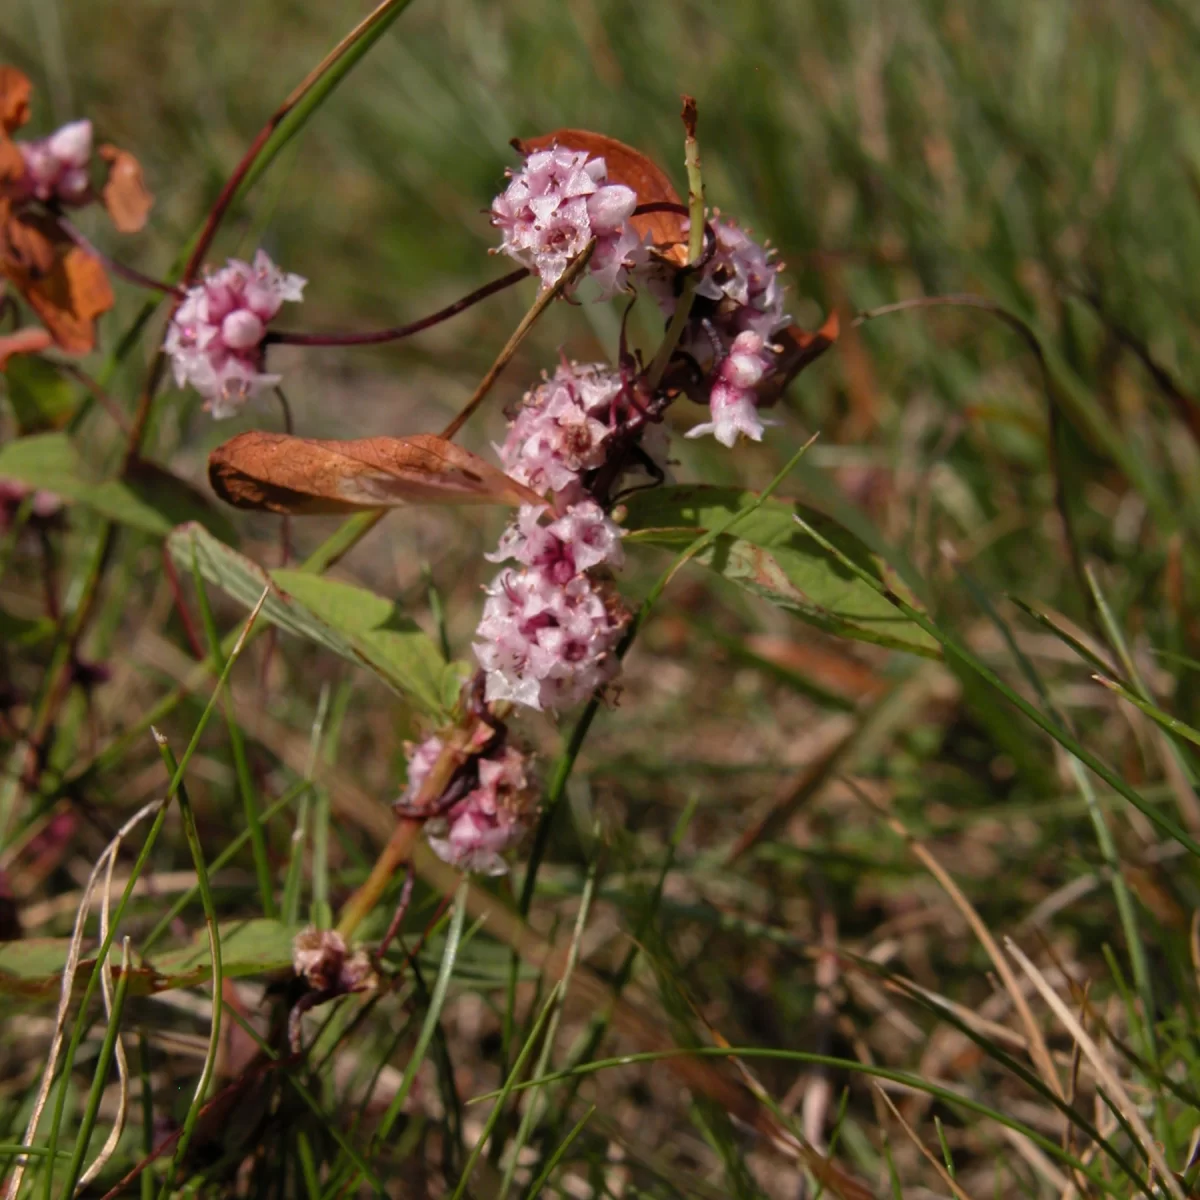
<box><xmin>621</xmin><ymin>486</ymin><xmax>938</xmax><ymax>658</ymax></box>
<box><xmin>2</xmin><ymin>356</ymin><xmax>76</xmax><ymax>433</ymax></box>
<box><xmin>168</xmin><ymin>522</ymin><xmax>458</xmax><ymax>716</ymax></box>
<box><xmin>0</xmin><ymin>918</ymin><xmax>300</xmax><ymax>1004</ymax></box>
<box><xmin>0</xmin><ymin>432</ymin><xmax>237</xmax><ymax>544</ymax></box>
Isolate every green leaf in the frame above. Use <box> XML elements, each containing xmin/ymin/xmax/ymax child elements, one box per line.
<box><xmin>2</xmin><ymin>356</ymin><xmax>75</xmax><ymax>433</ymax></box>
<box><xmin>0</xmin><ymin>606</ymin><xmax>53</xmax><ymax>647</ymax></box>
<box><xmin>168</xmin><ymin>522</ymin><xmax>459</xmax><ymax>716</ymax></box>
<box><xmin>621</xmin><ymin>486</ymin><xmax>939</xmax><ymax>658</ymax></box>
<box><xmin>0</xmin><ymin>918</ymin><xmax>300</xmax><ymax>1004</ymax></box>
<box><xmin>0</xmin><ymin>433</ymin><xmax>237</xmax><ymax>544</ymax></box>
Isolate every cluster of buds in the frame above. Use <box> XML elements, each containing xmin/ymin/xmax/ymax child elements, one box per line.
<box><xmin>163</xmin><ymin>251</ymin><xmax>306</xmax><ymax>417</ymax></box>
<box><xmin>289</xmin><ymin>927</ymin><xmax>375</xmax><ymax>1050</ymax></box>
<box><xmin>473</xmin><ymin>363</ymin><xmax>635</xmax><ymax>713</ymax></box>
<box><xmin>491</xmin><ymin>139</ymin><xmax>792</xmax><ymax>447</ymax></box>
<box><xmin>491</xmin><ymin>145</ymin><xmax>644</xmax><ymax>299</ymax></box>
<box><xmin>15</xmin><ymin>119</ymin><xmax>94</xmax><ymax>207</ymax></box>
<box><xmin>399</xmin><ymin>732</ymin><xmax>540</xmax><ymax>875</ymax></box>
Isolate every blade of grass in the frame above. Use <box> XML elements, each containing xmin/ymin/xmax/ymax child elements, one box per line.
<box><xmin>59</xmin><ymin>937</ymin><xmax>132</xmax><ymax>1197</ymax></box>
<box><xmin>151</xmin><ymin>733</ymin><xmax>223</xmax><ymax>1200</ymax></box>
<box><xmin>449</xmin><ymin>980</ymin><xmax>564</xmax><ymax>1200</ymax></box>
<box><xmin>498</xmin><ymin>852</ymin><xmax>600</xmax><ymax>1197</ymax></box>
<box><xmin>521</xmin><ymin>1104</ymin><xmax>595</xmax><ymax>1200</ymax></box>
<box><xmin>1004</xmin><ymin>939</ymin><xmax>1185</xmax><ymax>1200</ymax></box>
<box><xmin>190</xmin><ymin>545</ymin><xmax>274</xmax><ymax>919</ymax></box>
<box><xmin>370</xmin><ymin>881</ymin><xmax>469</xmax><ymax>1143</ymax></box>
<box><xmin>474</xmin><ymin>1045</ymin><xmax>1141</xmax><ymax>1198</ymax></box>
<box><xmin>792</xmin><ymin>515</ymin><xmax>1200</xmax><ymax>857</ymax></box>
<box><xmin>35</xmin><ymin>588</ymin><xmax>268</xmax><ymax>1199</ymax></box>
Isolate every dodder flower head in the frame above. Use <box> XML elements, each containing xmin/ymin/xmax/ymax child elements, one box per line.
<box><xmin>292</xmin><ymin>928</ymin><xmax>372</xmax><ymax>995</ymax></box>
<box><xmin>646</xmin><ymin>217</ymin><xmax>790</xmax><ymax>447</ymax></box>
<box><xmin>491</xmin><ymin>146</ymin><xmax>643</xmax><ymax>298</ymax></box>
<box><xmin>498</xmin><ymin>361</ymin><xmax>624</xmax><ymax>499</ymax></box>
<box><xmin>17</xmin><ymin>120</ymin><xmax>93</xmax><ymax>206</ymax></box>
<box><xmin>400</xmin><ymin>735</ymin><xmax>539</xmax><ymax>876</ymax></box>
<box><xmin>164</xmin><ymin>249</ymin><xmax>305</xmax><ymax>418</ymax></box>
<box><xmin>475</xmin><ymin>568</ymin><xmax>628</xmax><ymax>711</ymax></box>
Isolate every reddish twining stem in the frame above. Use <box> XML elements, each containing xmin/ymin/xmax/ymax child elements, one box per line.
<box><xmin>264</xmin><ymin>267</ymin><xmax>530</xmax><ymax>347</ymax></box>
<box><xmin>55</xmin><ymin>217</ymin><xmax>183</xmax><ymax>298</ymax></box>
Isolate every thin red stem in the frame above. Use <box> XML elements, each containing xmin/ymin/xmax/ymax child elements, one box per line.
<box><xmin>54</xmin><ymin>217</ymin><xmax>183</xmax><ymax>297</ymax></box>
<box><xmin>264</xmin><ymin>267</ymin><xmax>530</xmax><ymax>347</ymax></box>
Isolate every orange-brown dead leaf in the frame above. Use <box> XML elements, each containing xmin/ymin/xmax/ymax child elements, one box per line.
<box><xmin>98</xmin><ymin>144</ymin><xmax>153</xmax><ymax>233</ymax></box>
<box><xmin>1</xmin><ymin>211</ymin><xmax>114</xmax><ymax>354</ymax></box>
<box><xmin>757</xmin><ymin>311</ymin><xmax>841</xmax><ymax>407</ymax></box>
<box><xmin>0</xmin><ymin>68</ymin><xmax>31</xmax><ymax>134</ymax></box>
<box><xmin>514</xmin><ymin>129</ymin><xmax>688</xmax><ymax>262</ymax></box>
<box><xmin>208</xmin><ymin>431</ymin><xmax>544</xmax><ymax>515</ymax></box>
<box><xmin>16</xmin><ymin>242</ymin><xmax>113</xmax><ymax>355</ymax></box>
<box><xmin>0</xmin><ymin>325</ymin><xmax>52</xmax><ymax>368</ymax></box>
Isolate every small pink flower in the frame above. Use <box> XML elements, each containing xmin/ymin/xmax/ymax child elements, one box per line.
<box><xmin>693</xmin><ymin>220</ymin><xmax>788</xmax><ymax>339</ymax></box>
<box><xmin>164</xmin><ymin>250</ymin><xmax>305</xmax><ymax>417</ymax></box>
<box><xmin>424</xmin><ymin>745</ymin><xmax>539</xmax><ymax>876</ymax></box>
<box><xmin>487</xmin><ymin>500</ymin><xmax>624</xmax><ymax>582</ymax></box>
<box><xmin>0</xmin><ymin>479</ymin><xmax>63</xmax><ymax>528</ymax></box>
<box><xmin>18</xmin><ymin>119</ymin><xmax>93</xmax><ymax>206</ymax></box>
<box><xmin>685</xmin><ymin>331</ymin><xmax>775</xmax><ymax>447</ymax></box>
<box><xmin>492</xmin><ymin>146</ymin><xmax>644</xmax><ymax>298</ymax></box>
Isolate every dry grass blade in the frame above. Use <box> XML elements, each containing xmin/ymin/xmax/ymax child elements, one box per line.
<box><xmin>76</xmin><ymin>937</ymin><xmax>132</xmax><ymax>1191</ymax></box>
<box><xmin>848</xmin><ymin>781</ymin><xmax>1064</xmax><ymax>1102</ymax></box>
<box><xmin>874</xmin><ymin>1084</ymin><xmax>977</xmax><ymax>1200</ymax></box>
<box><xmin>4</xmin><ymin>800</ymin><xmax>163</xmax><ymax>1200</ymax></box>
<box><xmin>1004</xmin><ymin>938</ymin><xmax>1186</xmax><ymax>1200</ymax></box>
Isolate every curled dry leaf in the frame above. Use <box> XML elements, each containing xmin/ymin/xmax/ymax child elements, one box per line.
<box><xmin>513</xmin><ymin>128</ymin><xmax>688</xmax><ymax>263</ymax></box>
<box><xmin>0</xmin><ymin>67</ymin><xmax>31</xmax><ymax>134</ymax></box>
<box><xmin>0</xmin><ymin>325</ymin><xmax>52</xmax><ymax>368</ymax></box>
<box><xmin>98</xmin><ymin>144</ymin><xmax>153</xmax><ymax>233</ymax></box>
<box><xmin>209</xmin><ymin>431</ymin><xmax>545</xmax><ymax>515</ymax></box>
<box><xmin>0</xmin><ymin>209</ymin><xmax>114</xmax><ymax>354</ymax></box>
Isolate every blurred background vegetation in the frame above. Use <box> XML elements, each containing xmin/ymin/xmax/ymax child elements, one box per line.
<box><xmin>3</xmin><ymin>0</ymin><xmax>1200</xmax><ymax>1195</ymax></box>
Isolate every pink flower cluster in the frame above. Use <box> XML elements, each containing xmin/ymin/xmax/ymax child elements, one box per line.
<box><xmin>476</xmin><ymin>498</ymin><xmax>627</xmax><ymax>710</ymax></box>
<box><xmin>491</xmin><ymin>146</ymin><xmax>643</xmax><ymax>298</ymax></box>
<box><xmin>164</xmin><ymin>250</ymin><xmax>305</xmax><ymax>418</ymax></box>
<box><xmin>399</xmin><ymin>735</ymin><xmax>538</xmax><ymax>875</ymax></box>
<box><xmin>16</xmin><ymin>120</ymin><xmax>93</xmax><ymax>206</ymax></box>
<box><xmin>472</xmin><ymin>362</ymin><xmax>633</xmax><ymax>712</ymax></box>
<box><xmin>496</xmin><ymin>360</ymin><xmax>624</xmax><ymax>497</ymax></box>
<box><xmin>653</xmin><ymin>218</ymin><xmax>790</xmax><ymax>447</ymax></box>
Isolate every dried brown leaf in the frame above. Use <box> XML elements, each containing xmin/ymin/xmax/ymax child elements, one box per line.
<box><xmin>0</xmin><ymin>138</ymin><xmax>24</xmax><ymax>187</ymax></box>
<box><xmin>0</xmin><ymin>325</ymin><xmax>52</xmax><ymax>368</ymax></box>
<box><xmin>0</xmin><ymin>209</ymin><xmax>115</xmax><ymax>354</ymax></box>
<box><xmin>208</xmin><ymin>431</ymin><xmax>544</xmax><ymax>514</ymax></box>
<box><xmin>0</xmin><ymin>68</ymin><xmax>32</xmax><ymax>134</ymax></box>
<box><xmin>18</xmin><ymin>244</ymin><xmax>114</xmax><ymax>355</ymax></box>
<box><xmin>98</xmin><ymin>144</ymin><xmax>153</xmax><ymax>233</ymax></box>
<box><xmin>514</xmin><ymin>128</ymin><xmax>688</xmax><ymax>261</ymax></box>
